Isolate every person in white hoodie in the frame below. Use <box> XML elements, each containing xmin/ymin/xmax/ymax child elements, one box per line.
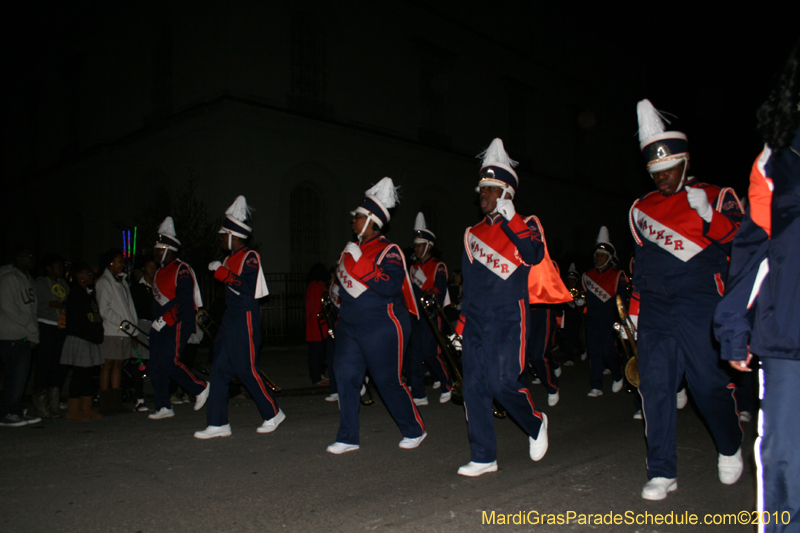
<box><xmin>0</xmin><ymin>248</ymin><xmax>42</xmax><ymax>427</ymax></box>
<box><xmin>94</xmin><ymin>248</ymin><xmax>138</xmax><ymax>415</ymax></box>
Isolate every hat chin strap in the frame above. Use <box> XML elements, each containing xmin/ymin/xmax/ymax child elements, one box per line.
<box><xmin>358</xmin><ymin>213</ymin><xmax>380</xmax><ymax>243</ymax></box>
<box><xmin>596</xmin><ymin>251</ymin><xmax>612</xmax><ymax>269</ymax></box>
<box><xmin>675</xmin><ymin>157</ymin><xmax>689</xmax><ymax>193</ymax></box>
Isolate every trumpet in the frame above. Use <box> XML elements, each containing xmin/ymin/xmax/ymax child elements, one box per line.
<box><xmin>615</xmin><ymin>295</ymin><xmax>639</xmax><ymax>388</ymax></box>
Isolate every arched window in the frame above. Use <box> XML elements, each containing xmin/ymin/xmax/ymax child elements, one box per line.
<box><xmin>290</xmin><ymin>183</ymin><xmax>325</xmax><ymax>274</ymax></box>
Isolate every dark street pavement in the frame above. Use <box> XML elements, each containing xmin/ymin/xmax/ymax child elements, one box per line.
<box><xmin>1</xmin><ymin>346</ymin><xmax>758</xmax><ymax>533</ymax></box>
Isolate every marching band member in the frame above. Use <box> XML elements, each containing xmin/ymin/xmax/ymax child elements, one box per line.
<box><xmin>407</xmin><ymin>212</ymin><xmax>453</xmax><ymax>406</ymax></box>
<box><xmin>456</xmin><ymin>138</ymin><xmax>571</xmax><ymax>476</ymax></box>
<box><xmin>147</xmin><ymin>217</ymin><xmax>209</xmax><ymax>420</ymax></box>
<box><xmin>629</xmin><ymin>100</ymin><xmax>744</xmax><ymax>500</ymax></box>
<box><xmin>714</xmin><ymin>43</ymin><xmax>800</xmax><ymax>533</ymax></box>
<box><xmin>327</xmin><ymin>177</ymin><xmax>426</xmax><ymax>454</ymax></box>
<box><xmin>582</xmin><ymin>226</ymin><xmax>627</xmax><ymax>397</ymax></box>
<box><xmin>195</xmin><ymin>196</ymin><xmax>284</xmax><ymax>439</ymax></box>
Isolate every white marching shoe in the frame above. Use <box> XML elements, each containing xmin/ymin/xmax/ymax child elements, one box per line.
<box><xmin>529</xmin><ymin>414</ymin><xmax>549</xmax><ymax>461</ymax></box>
<box><xmin>587</xmin><ymin>389</ymin><xmax>603</xmax><ymax>397</ymax></box>
<box><xmin>554</xmin><ymin>367</ymin><xmax>562</xmax><ymax>378</ymax></box>
<box><xmin>641</xmin><ymin>477</ymin><xmax>677</xmax><ymax>500</ymax></box>
<box><xmin>718</xmin><ymin>448</ymin><xmax>743</xmax><ymax>485</ymax></box>
<box><xmin>325</xmin><ymin>393</ymin><xmax>339</xmax><ymax>402</ymax></box>
<box><xmin>399</xmin><ymin>432</ymin><xmax>427</xmax><ymax>449</ymax></box>
<box><xmin>413</xmin><ymin>397</ymin><xmax>428</xmax><ymax>406</ymax></box>
<box><xmin>194</xmin><ymin>424</ymin><xmax>232</xmax><ymax>439</ymax></box>
<box><xmin>432</xmin><ymin>381</ymin><xmax>441</xmax><ymax>389</ymax></box>
<box><xmin>439</xmin><ymin>391</ymin><xmax>452</xmax><ymax>404</ymax></box>
<box><xmin>676</xmin><ymin>388</ymin><xmax>688</xmax><ymax>409</ymax></box>
<box><xmin>547</xmin><ymin>391</ymin><xmax>559</xmax><ymax>407</ymax></box>
<box><xmin>633</xmin><ymin>410</ymin><xmax>643</xmax><ymax>420</ymax></box>
<box><xmin>148</xmin><ymin>407</ymin><xmax>174</xmax><ymax>420</ymax></box>
<box><xmin>612</xmin><ymin>379</ymin><xmax>624</xmax><ymax>393</ymax></box>
<box><xmin>194</xmin><ymin>383</ymin><xmax>210</xmax><ymax>411</ymax></box>
<box><xmin>458</xmin><ymin>461</ymin><xmax>498</xmax><ymax>477</ymax></box>
<box><xmin>257</xmin><ymin>409</ymin><xmax>286</xmax><ymax>433</ymax></box>
<box><xmin>327</xmin><ymin>442</ymin><xmax>360</xmax><ymax>454</ymax></box>
<box><xmin>739</xmin><ymin>411</ymin><xmax>751</xmax><ymax>423</ymax></box>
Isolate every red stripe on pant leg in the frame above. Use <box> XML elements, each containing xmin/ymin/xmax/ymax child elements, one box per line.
<box><xmin>388</xmin><ymin>303</ymin><xmax>425</xmax><ymax>433</ymax></box>
<box><xmin>247</xmin><ymin>311</ymin><xmax>277</xmax><ymax>412</ymax></box>
<box><xmin>172</xmin><ymin>322</ymin><xmax>205</xmax><ymax>386</ymax></box>
<box><xmin>517</xmin><ymin>386</ymin><xmax>542</xmax><ymax>420</ymax></box>
<box><xmin>518</xmin><ymin>300</ymin><xmax>527</xmax><ymax>370</ymax></box>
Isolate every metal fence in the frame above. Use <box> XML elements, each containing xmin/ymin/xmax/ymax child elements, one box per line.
<box><xmin>198</xmin><ymin>272</ymin><xmax>307</xmax><ymax>344</ymax></box>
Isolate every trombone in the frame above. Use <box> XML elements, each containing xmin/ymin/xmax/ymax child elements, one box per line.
<box><xmin>615</xmin><ymin>295</ymin><xmax>639</xmax><ymax>388</ymax></box>
<box><xmin>418</xmin><ymin>289</ymin><xmax>507</xmax><ymax>418</ymax></box>
<box><xmin>119</xmin><ymin>320</ymin><xmax>150</xmax><ymax>350</ymax></box>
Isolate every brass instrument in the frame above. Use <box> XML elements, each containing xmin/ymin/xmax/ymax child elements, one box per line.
<box><xmin>419</xmin><ymin>289</ymin><xmax>463</xmax><ymax>405</ymax></box>
<box><xmin>615</xmin><ymin>295</ymin><xmax>639</xmax><ymax>388</ymax></box>
<box><xmin>196</xmin><ymin>309</ymin><xmax>219</xmax><ymax>340</ymax></box>
<box><xmin>418</xmin><ymin>290</ymin><xmax>507</xmax><ymax>418</ymax></box>
<box><xmin>319</xmin><ymin>295</ymin><xmax>374</xmax><ymax>405</ymax></box>
<box><xmin>317</xmin><ymin>294</ymin><xmax>337</xmax><ymax>340</ymax></box>
<box><xmin>195</xmin><ymin>310</ymin><xmax>281</xmax><ymax>393</ymax></box>
<box><xmin>119</xmin><ymin>320</ymin><xmax>150</xmax><ymax>350</ymax></box>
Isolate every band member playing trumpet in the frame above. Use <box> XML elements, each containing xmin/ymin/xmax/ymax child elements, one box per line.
<box><xmin>583</xmin><ymin>226</ymin><xmax>627</xmax><ymax>397</ymax></box>
<box><xmin>455</xmin><ymin>138</ymin><xmax>571</xmax><ymax>477</ymax></box>
<box><xmin>147</xmin><ymin>217</ymin><xmax>209</xmax><ymax>420</ymax></box>
<box><xmin>407</xmin><ymin>212</ymin><xmax>453</xmax><ymax>406</ymax></box>
<box><xmin>327</xmin><ymin>177</ymin><xmax>426</xmax><ymax>454</ymax></box>
<box><xmin>195</xmin><ymin>196</ymin><xmax>284</xmax><ymax>439</ymax></box>
<box><xmin>629</xmin><ymin>100</ymin><xmax>743</xmax><ymax>500</ymax></box>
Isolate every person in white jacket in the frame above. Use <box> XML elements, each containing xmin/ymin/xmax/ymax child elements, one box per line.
<box><xmin>95</xmin><ymin>249</ymin><xmax>138</xmax><ymax>415</ymax></box>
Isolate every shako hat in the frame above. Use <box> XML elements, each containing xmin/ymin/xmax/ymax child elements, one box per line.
<box><xmin>219</xmin><ymin>195</ymin><xmax>253</xmax><ymax>238</ymax></box>
<box><xmin>155</xmin><ymin>216</ymin><xmax>181</xmax><ymax>251</ymax></box>
<box><xmin>353</xmin><ymin>177</ymin><xmax>399</xmax><ymax>228</ymax></box>
<box><xmin>594</xmin><ymin>226</ymin><xmax>616</xmax><ymax>257</ymax></box>
<box><xmin>476</xmin><ymin>138</ymin><xmax>519</xmax><ymax>198</ymax></box>
<box><xmin>637</xmin><ymin>99</ymin><xmax>689</xmax><ymax>173</ymax></box>
<box><xmin>413</xmin><ymin>212</ymin><xmax>435</xmax><ymax>245</ymax></box>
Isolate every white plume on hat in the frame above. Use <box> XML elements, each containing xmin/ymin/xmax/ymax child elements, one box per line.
<box><xmin>637</xmin><ymin>99</ymin><xmax>673</xmax><ymax>148</ymax></box>
<box><xmin>413</xmin><ymin>212</ymin><xmax>427</xmax><ymax>232</ymax></box>
<box><xmin>157</xmin><ymin>216</ymin><xmax>177</xmax><ymax>238</ymax></box>
<box><xmin>225</xmin><ymin>195</ymin><xmax>254</xmax><ymax>223</ymax></box>
<box><xmin>478</xmin><ymin>138</ymin><xmax>518</xmax><ymax>169</ymax></box>
<box><xmin>596</xmin><ymin>226</ymin><xmax>611</xmax><ymax>245</ymax></box>
<box><xmin>365</xmin><ymin>177</ymin><xmax>399</xmax><ymax>210</ymax></box>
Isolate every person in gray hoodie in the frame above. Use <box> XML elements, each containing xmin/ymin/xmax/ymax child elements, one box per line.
<box><xmin>0</xmin><ymin>248</ymin><xmax>42</xmax><ymax>427</ymax></box>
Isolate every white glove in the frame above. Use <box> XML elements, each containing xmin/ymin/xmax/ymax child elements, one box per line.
<box><xmin>449</xmin><ymin>333</ymin><xmax>462</xmax><ymax>352</ymax></box>
<box><xmin>208</xmin><ymin>261</ymin><xmax>222</xmax><ymax>272</ymax></box>
<box><xmin>496</xmin><ymin>198</ymin><xmax>516</xmax><ymax>221</ymax></box>
<box><xmin>152</xmin><ymin>317</ymin><xmax>167</xmax><ymax>332</ymax></box>
<box><xmin>576</xmin><ymin>298</ymin><xmax>585</xmax><ymax>306</ymax></box>
<box><xmin>686</xmin><ymin>187</ymin><xmax>713</xmax><ymax>223</ymax></box>
<box><xmin>345</xmin><ymin>242</ymin><xmax>362</xmax><ymax>262</ymax></box>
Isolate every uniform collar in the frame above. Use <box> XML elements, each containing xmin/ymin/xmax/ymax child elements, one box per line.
<box><xmin>482</xmin><ymin>213</ymin><xmax>503</xmax><ymax>225</ymax></box>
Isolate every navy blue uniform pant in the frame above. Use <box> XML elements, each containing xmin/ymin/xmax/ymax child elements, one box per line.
<box><xmin>638</xmin><ymin>289</ymin><xmax>742</xmax><ymax>479</ymax></box>
<box><xmin>207</xmin><ymin>310</ymin><xmax>279</xmax><ymax>426</ymax></box>
<box><xmin>333</xmin><ymin>303</ymin><xmax>424</xmax><ymax>445</ymax></box>
<box><xmin>758</xmin><ymin>357</ymin><xmax>800</xmax><ymax>533</ymax></box>
<box><xmin>527</xmin><ymin>307</ymin><xmax>558</xmax><ymax>394</ymax></box>
<box><xmin>150</xmin><ymin>321</ymin><xmax>207</xmax><ymax>410</ymax></box>
<box><xmin>462</xmin><ymin>300</ymin><xmax>544</xmax><ymax>463</ymax></box>
<box><xmin>406</xmin><ymin>316</ymin><xmax>452</xmax><ymax>399</ymax></box>
<box><xmin>586</xmin><ymin>313</ymin><xmax>622</xmax><ymax>390</ymax></box>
